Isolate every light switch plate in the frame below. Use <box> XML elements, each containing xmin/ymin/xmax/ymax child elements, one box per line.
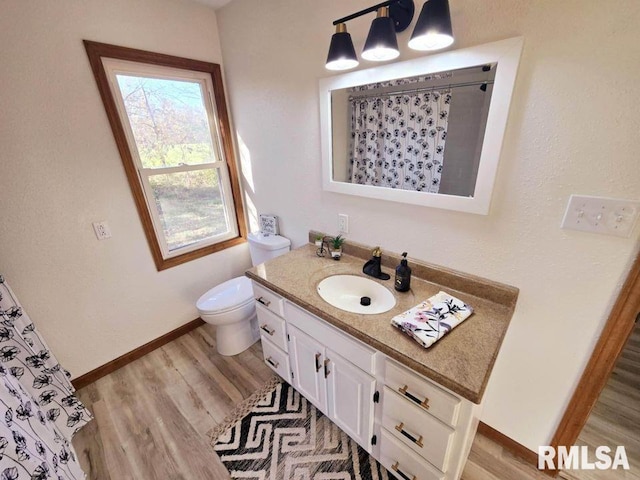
<box><xmin>92</xmin><ymin>221</ymin><xmax>112</xmax><ymax>240</ymax></box>
<box><xmin>561</xmin><ymin>195</ymin><xmax>640</xmax><ymax>238</ymax></box>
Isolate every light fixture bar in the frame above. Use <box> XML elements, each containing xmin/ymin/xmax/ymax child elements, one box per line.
<box><xmin>332</xmin><ymin>0</ymin><xmax>401</xmax><ymax>26</ymax></box>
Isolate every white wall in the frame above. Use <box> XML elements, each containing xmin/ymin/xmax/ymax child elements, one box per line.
<box><xmin>216</xmin><ymin>0</ymin><xmax>640</xmax><ymax>449</ymax></box>
<box><xmin>0</xmin><ymin>0</ymin><xmax>252</xmax><ymax>377</ymax></box>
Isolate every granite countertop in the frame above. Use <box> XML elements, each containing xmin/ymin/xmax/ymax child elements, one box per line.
<box><xmin>246</xmin><ymin>241</ymin><xmax>518</xmax><ymax>404</ymax></box>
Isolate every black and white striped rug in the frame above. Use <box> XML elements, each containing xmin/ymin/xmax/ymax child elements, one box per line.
<box><xmin>211</xmin><ymin>379</ymin><xmax>388</xmax><ymax>480</ymax></box>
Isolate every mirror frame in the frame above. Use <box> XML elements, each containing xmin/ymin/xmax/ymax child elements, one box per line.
<box><xmin>319</xmin><ymin>37</ymin><xmax>524</xmax><ymax>215</ymax></box>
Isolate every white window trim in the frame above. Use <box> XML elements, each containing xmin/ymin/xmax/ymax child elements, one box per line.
<box><xmin>102</xmin><ymin>58</ymin><xmax>239</xmax><ymax>259</ymax></box>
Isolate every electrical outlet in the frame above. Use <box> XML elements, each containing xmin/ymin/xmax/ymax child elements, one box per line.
<box><xmin>561</xmin><ymin>195</ymin><xmax>640</xmax><ymax>238</ymax></box>
<box><xmin>338</xmin><ymin>214</ymin><xmax>349</xmax><ymax>233</ymax></box>
<box><xmin>92</xmin><ymin>221</ymin><xmax>112</xmax><ymax>240</ymax></box>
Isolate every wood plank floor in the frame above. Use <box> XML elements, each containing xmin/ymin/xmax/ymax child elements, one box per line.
<box><xmin>72</xmin><ymin>324</ymin><xmax>274</xmax><ymax>479</ymax></box>
<box><xmin>571</xmin><ymin>322</ymin><xmax>640</xmax><ymax>480</ymax></box>
<box><xmin>72</xmin><ymin>324</ymin><xmax>636</xmax><ymax>479</ymax></box>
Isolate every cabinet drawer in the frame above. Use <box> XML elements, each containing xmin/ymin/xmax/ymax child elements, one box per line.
<box><xmin>261</xmin><ymin>337</ymin><xmax>291</xmax><ymax>383</ymax></box>
<box><xmin>256</xmin><ymin>304</ymin><xmax>288</xmax><ymax>352</ymax></box>
<box><xmin>285</xmin><ymin>301</ymin><xmax>376</xmax><ymax>374</ymax></box>
<box><xmin>382</xmin><ymin>386</ymin><xmax>454</xmax><ymax>471</ymax></box>
<box><xmin>379</xmin><ymin>428</ymin><xmax>444</xmax><ymax>480</ymax></box>
<box><xmin>385</xmin><ymin>360</ymin><xmax>460</xmax><ymax>427</ymax></box>
<box><xmin>252</xmin><ymin>282</ymin><xmax>285</xmax><ymax>317</ymax></box>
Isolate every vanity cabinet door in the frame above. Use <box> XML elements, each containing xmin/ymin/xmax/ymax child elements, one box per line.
<box><xmin>325</xmin><ymin>349</ymin><xmax>376</xmax><ymax>452</ymax></box>
<box><xmin>288</xmin><ymin>324</ymin><xmax>327</xmax><ymax>415</ymax></box>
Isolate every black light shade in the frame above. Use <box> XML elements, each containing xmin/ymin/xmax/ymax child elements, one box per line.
<box><xmin>325</xmin><ymin>23</ymin><xmax>359</xmax><ymax>71</ymax></box>
<box><xmin>362</xmin><ymin>7</ymin><xmax>399</xmax><ymax>62</ymax></box>
<box><xmin>408</xmin><ymin>0</ymin><xmax>454</xmax><ymax>51</ymax></box>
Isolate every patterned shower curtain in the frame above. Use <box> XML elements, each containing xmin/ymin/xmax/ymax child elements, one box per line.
<box><xmin>0</xmin><ymin>276</ymin><xmax>90</xmax><ymax>479</ymax></box>
<box><xmin>349</xmin><ymin>88</ymin><xmax>451</xmax><ymax>193</ymax></box>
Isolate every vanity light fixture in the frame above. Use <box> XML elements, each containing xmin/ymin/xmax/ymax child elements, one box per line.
<box><xmin>326</xmin><ymin>23</ymin><xmax>359</xmax><ymax>71</ymax></box>
<box><xmin>361</xmin><ymin>7</ymin><xmax>400</xmax><ymax>62</ymax></box>
<box><xmin>408</xmin><ymin>0</ymin><xmax>454</xmax><ymax>51</ymax></box>
<box><xmin>325</xmin><ymin>0</ymin><xmax>454</xmax><ymax>71</ymax></box>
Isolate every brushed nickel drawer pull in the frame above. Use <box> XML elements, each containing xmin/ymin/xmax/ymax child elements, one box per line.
<box><xmin>256</xmin><ymin>297</ymin><xmax>271</xmax><ymax>307</ymax></box>
<box><xmin>391</xmin><ymin>461</ymin><xmax>416</xmax><ymax>480</ymax></box>
<box><xmin>324</xmin><ymin>358</ymin><xmax>331</xmax><ymax>378</ymax></box>
<box><xmin>266</xmin><ymin>357</ymin><xmax>279</xmax><ymax>369</ymax></box>
<box><xmin>260</xmin><ymin>324</ymin><xmax>275</xmax><ymax>336</ymax></box>
<box><xmin>315</xmin><ymin>353</ymin><xmax>322</xmax><ymax>372</ymax></box>
<box><xmin>398</xmin><ymin>385</ymin><xmax>430</xmax><ymax>410</ymax></box>
<box><xmin>394</xmin><ymin>422</ymin><xmax>424</xmax><ymax>448</ymax></box>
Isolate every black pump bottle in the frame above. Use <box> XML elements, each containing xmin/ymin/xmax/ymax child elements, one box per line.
<box><xmin>394</xmin><ymin>252</ymin><xmax>412</xmax><ymax>292</ymax></box>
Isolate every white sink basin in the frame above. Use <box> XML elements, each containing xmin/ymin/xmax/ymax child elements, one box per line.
<box><xmin>317</xmin><ymin>275</ymin><xmax>396</xmax><ymax>315</ymax></box>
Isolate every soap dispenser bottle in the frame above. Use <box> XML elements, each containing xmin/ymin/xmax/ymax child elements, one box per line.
<box><xmin>394</xmin><ymin>252</ymin><xmax>412</xmax><ymax>292</ymax></box>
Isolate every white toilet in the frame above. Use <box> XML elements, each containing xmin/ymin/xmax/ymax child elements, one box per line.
<box><xmin>196</xmin><ymin>232</ymin><xmax>291</xmax><ymax>356</ymax></box>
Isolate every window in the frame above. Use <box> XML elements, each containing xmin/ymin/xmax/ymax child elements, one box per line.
<box><xmin>84</xmin><ymin>41</ymin><xmax>246</xmax><ymax>270</ymax></box>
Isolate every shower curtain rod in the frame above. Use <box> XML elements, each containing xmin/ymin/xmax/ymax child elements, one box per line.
<box><xmin>348</xmin><ymin>79</ymin><xmax>494</xmax><ymax>100</ymax></box>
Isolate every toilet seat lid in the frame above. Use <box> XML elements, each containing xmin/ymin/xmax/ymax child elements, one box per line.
<box><xmin>196</xmin><ymin>276</ymin><xmax>254</xmax><ymax>314</ymax></box>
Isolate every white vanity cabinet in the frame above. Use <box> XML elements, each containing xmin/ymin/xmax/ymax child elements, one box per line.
<box><xmin>375</xmin><ymin>358</ymin><xmax>481</xmax><ymax>480</ymax></box>
<box><xmin>252</xmin><ymin>280</ymin><xmax>481</xmax><ymax>480</ymax></box>
<box><xmin>287</xmin><ymin>324</ymin><xmax>328</xmax><ymax>412</ymax></box>
<box><xmin>287</xmin><ymin>307</ymin><xmax>377</xmax><ymax>451</ymax></box>
<box><xmin>325</xmin><ymin>349</ymin><xmax>376</xmax><ymax>449</ymax></box>
<box><xmin>254</xmin><ymin>282</ymin><xmax>291</xmax><ymax>383</ymax></box>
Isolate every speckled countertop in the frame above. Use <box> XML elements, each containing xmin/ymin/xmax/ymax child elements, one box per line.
<box><xmin>246</xmin><ymin>241</ymin><xmax>518</xmax><ymax>404</ymax></box>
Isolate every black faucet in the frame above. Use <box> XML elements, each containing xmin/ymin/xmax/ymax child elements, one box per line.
<box><xmin>363</xmin><ymin>247</ymin><xmax>391</xmax><ymax>280</ymax></box>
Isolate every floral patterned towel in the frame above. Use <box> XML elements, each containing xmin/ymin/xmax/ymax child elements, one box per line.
<box><xmin>390</xmin><ymin>291</ymin><xmax>473</xmax><ymax>348</ymax></box>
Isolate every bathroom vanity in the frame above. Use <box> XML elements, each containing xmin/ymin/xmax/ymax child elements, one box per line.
<box><xmin>246</xmin><ymin>239</ymin><xmax>518</xmax><ymax>480</ymax></box>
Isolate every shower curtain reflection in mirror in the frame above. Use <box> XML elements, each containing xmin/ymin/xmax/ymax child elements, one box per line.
<box><xmin>332</xmin><ymin>65</ymin><xmax>496</xmax><ymax>198</ymax></box>
<box><xmin>348</xmin><ymin>83</ymin><xmax>451</xmax><ymax>193</ymax></box>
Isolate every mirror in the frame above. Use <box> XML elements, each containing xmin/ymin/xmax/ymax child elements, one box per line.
<box><xmin>319</xmin><ymin>37</ymin><xmax>523</xmax><ymax>215</ymax></box>
<box><xmin>331</xmin><ymin>65</ymin><xmax>496</xmax><ymax>197</ymax></box>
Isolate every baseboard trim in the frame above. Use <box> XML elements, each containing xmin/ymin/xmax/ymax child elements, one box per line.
<box><xmin>71</xmin><ymin>318</ymin><xmax>205</xmax><ymax>390</ymax></box>
<box><xmin>477</xmin><ymin>422</ymin><xmax>556</xmax><ymax>476</ymax></box>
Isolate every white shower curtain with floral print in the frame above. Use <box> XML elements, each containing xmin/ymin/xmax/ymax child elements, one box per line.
<box><xmin>349</xmin><ymin>88</ymin><xmax>451</xmax><ymax>193</ymax></box>
<box><xmin>0</xmin><ymin>276</ymin><xmax>90</xmax><ymax>479</ymax></box>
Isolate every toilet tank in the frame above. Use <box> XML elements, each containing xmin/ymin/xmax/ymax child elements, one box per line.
<box><xmin>248</xmin><ymin>232</ymin><xmax>291</xmax><ymax>266</ymax></box>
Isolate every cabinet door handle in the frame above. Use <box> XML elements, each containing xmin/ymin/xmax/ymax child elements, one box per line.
<box><xmin>394</xmin><ymin>422</ymin><xmax>424</xmax><ymax>448</ymax></box>
<box><xmin>391</xmin><ymin>461</ymin><xmax>416</xmax><ymax>480</ymax></box>
<box><xmin>398</xmin><ymin>385</ymin><xmax>430</xmax><ymax>410</ymax></box>
<box><xmin>266</xmin><ymin>357</ymin><xmax>279</xmax><ymax>369</ymax></box>
<box><xmin>260</xmin><ymin>324</ymin><xmax>275</xmax><ymax>336</ymax></box>
<box><xmin>315</xmin><ymin>353</ymin><xmax>322</xmax><ymax>372</ymax></box>
<box><xmin>323</xmin><ymin>358</ymin><xmax>331</xmax><ymax>378</ymax></box>
<box><xmin>256</xmin><ymin>297</ymin><xmax>271</xmax><ymax>307</ymax></box>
